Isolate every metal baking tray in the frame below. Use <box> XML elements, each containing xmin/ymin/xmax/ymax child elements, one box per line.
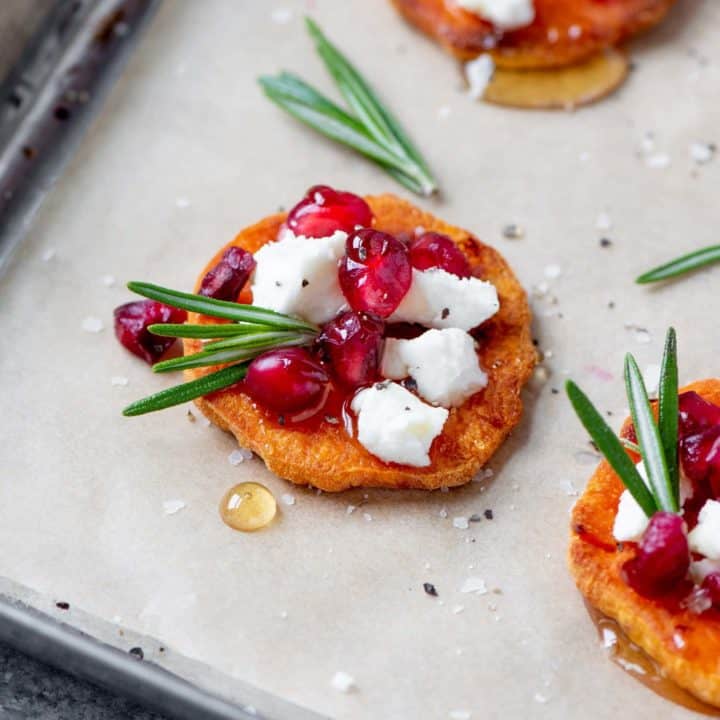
<box><xmin>0</xmin><ymin>3</ymin><xmax>313</xmax><ymax>718</ymax></box>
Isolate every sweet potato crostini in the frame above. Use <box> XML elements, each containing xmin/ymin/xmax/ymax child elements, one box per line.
<box><xmin>178</xmin><ymin>190</ymin><xmax>536</xmax><ymax>492</ymax></box>
<box><xmin>390</xmin><ymin>0</ymin><xmax>676</xmax><ymax>69</ymax></box>
<box><xmin>569</xmin><ymin>374</ymin><xmax>720</xmax><ymax>708</ymax></box>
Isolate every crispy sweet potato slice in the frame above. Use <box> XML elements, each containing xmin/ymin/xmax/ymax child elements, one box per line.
<box><xmin>183</xmin><ymin>194</ymin><xmax>536</xmax><ymax>492</ymax></box>
<box><xmin>569</xmin><ymin>379</ymin><xmax>720</xmax><ymax>708</ymax></box>
<box><xmin>390</xmin><ymin>0</ymin><xmax>676</xmax><ymax>68</ymax></box>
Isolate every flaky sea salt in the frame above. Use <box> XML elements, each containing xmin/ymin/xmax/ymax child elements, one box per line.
<box><xmin>271</xmin><ymin>7</ymin><xmax>293</xmax><ymax>24</ymax></box>
<box><xmin>673</xmin><ymin>631</ymin><xmax>686</xmax><ymax>649</ymax></box>
<box><xmin>689</xmin><ymin>141</ymin><xmax>715</xmax><ymax>165</ymax></box>
<box><xmin>41</xmin><ymin>248</ymin><xmax>56</xmax><ymax>262</ymax></box>
<box><xmin>595</xmin><ymin>212</ymin><xmax>612</xmax><ymax>231</ymax></box>
<box><xmin>645</xmin><ymin>153</ymin><xmax>671</xmax><ymax>169</ymax></box>
<box><xmin>437</xmin><ymin>105</ymin><xmax>452</xmax><ymax>120</ymax></box>
<box><xmin>81</xmin><ymin>316</ymin><xmax>104</xmax><ymax>333</ymax></box>
<box><xmin>544</xmin><ymin>264</ymin><xmax>562</xmax><ymax>279</ymax></box>
<box><xmin>363</xmin><ymin>512</ymin><xmax>373</xmax><ymax>522</ymax></box>
<box><xmin>110</xmin><ymin>376</ymin><xmax>128</xmax><ymax>387</ymax></box>
<box><xmin>163</xmin><ymin>499</ymin><xmax>186</xmax><ymax>515</ymax></box>
<box><xmin>453</xmin><ymin>516</ymin><xmax>469</xmax><ymax>530</ymax></box>
<box><xmin>346</xmin><ymin>505</ymin><xmax>357</xmax><ymax>515</ymax></box>
<box><xmin>175</xmin><ymin>196</ymin><xmax>190</xmax><ymax>208</ymax></box>
<box><xmin>449</xmin><ymin>711</ymin><xmax>471</xmax><ymax>720</ymax></box>
<box><xmin>101</xmin><ymin>274</ymin><xmax>116</xmax><ymax>287</ymax></box>
<box><xmin>534</xmin><ymin>692</ymin><xmax>549</xmax><ymax>704</ymax></box>
<box><xmin>452</xmin><ymin>605</ymin><xmax>465</xmax><ymax>615</ymax></box>
<box><xmin>228</xmin><ymin>448</ymin><xmax>253</xmax><ymax>465</ymax></box>
<box><xmin>460</xmin><ymin>577</ymin><xmax>488</xmax><ymax>595</ymax></box>
<box><xmin>331</xmin><ymin>671</ymin><xmax>356</xmax><ymax>693</ymax></box>
<box><xmin>439</xmin><ymin>507</ymin><xmax>448</xmax><ymax>519</ymax></box>
<box><xmin>281</xmin><ymin>493</ymin><xmax>296</xmax><ymax>506</ymax></box>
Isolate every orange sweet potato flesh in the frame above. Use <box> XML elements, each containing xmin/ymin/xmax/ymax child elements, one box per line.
<box><xmin>183</xmin><ymin>194</ymin><xmax>536</xmax><ymax>492</ymax></box>
<box><xmin>569</xmin><ymin>378</ymin><xmax>720</xmax><ymax>707</ymax></box>
<box><xmin>390</xmin><ymin>0</ymin><xmax>676</xmax><ymax>68</ymax></box>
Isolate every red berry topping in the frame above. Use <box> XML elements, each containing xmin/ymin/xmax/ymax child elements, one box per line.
<box><xmin>339</xmin><ymin>229</ymin><xmax>412</xmax><ymax>318</ymax></box>
<box><xmin>286</xmin><ymin>185</ymin><xmax>373</xmax><ymax>238</ymax></box>
<box><xmin>681</xmin><ymin>426</ymin><xmax>720</xmax><ymax>497</ymax></box>
<box><xmin>114</xmin><ymin>300</ymin><xmax>187</xmax><ymax>364</ymax></box>
<box><xmin>409</xmin><ymin>232</ymin><xmax>471</xmax><ymax>278</ymax></box>
<box><xmin>244</xmin><ymin>348</ymin><xmax>329</xmax><ymax>415</ymax></box>
<box><xmin>702</xmin><ymin>572</ymin><xmax>720</xmax><ymax>605</ymax></box>
<box><xmin>199</xmin><ymin>246</ymin><xmax>256</xmax><ymax>301</ymax></box>
<box><xmin>320</xmin><ymin>311</ymin><xmax>384</xmax><ymax>389</ymax></box>
<box><xmin>622</xmin><ymin>512</ymin><xmax>689</xmax><ymax>598</ymax></box>
<box><xmin>679</xmin><ymin>391</ymin><xmax>720</xmax><ymax>437</ymax></box>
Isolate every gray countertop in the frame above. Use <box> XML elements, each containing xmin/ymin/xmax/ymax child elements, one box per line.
<box><xmin>0</xmin><ymin>642</ymin><xmax>167</xmax><ymax>720</ymax></box>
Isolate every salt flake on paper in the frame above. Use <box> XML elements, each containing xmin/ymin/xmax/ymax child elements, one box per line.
<box><xmin>111</xmin><ymin>376</ymin><xmax>128</xmax><ymax>387</ymax></box>
<box><xmin>331</xmin><ymin>671</ymin><xmax>356</xmax><ymax>693</ymax></box>
<box><xmin>449</xmin><ymin>711</ymin><xmax>471</xmax><ymax>720</ymax></box>
<box><xmin>689</xmin><ymin>142</ymin><xmax>715</xmax><ymax>165</ymax></box>
<box><xmin>271</xmin><ymin>8</ymin><xmax>293</xmax><ymax>24</ymax></box>
<box><xmin>228</xmin><ymin>448</ymin><xmax>253</xmax><ymax>465</ymax></box>
<box><xmin>163</xmin><ymin>499</ymin><xmax>186</xmax><ymax>515</ymax></box>
<box><xmin>460</xmin><ymin>577</ymin><xmax>488</xmax><ymax>595</ymax></box>
<box><xmin>453</xmin><ymin>516</ymin><xmax>469</xmax><ymax>530</ymax></box>
<box><xmin>281</xmin><ymin>493</ymin><xmax>296</xmax><ymax>506</ymax></box>
<box><xmin>601</xmin><ymin>627</ymin><xmax>617</xmax><ymax>649</ymax></box>
<box><xmin>82</xmin><ymin>316</ymin><xmax>104</xmax><ymax>333</ymax></box>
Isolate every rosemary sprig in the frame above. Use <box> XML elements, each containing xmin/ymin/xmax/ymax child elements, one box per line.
<box><xmin>259</xmin><ymin>19</ymin><xmax>437</xmax><ymax>197</ymax></box>
<box><xmin>122</xmin><ymin>282</ymin><xmax>320</xmax><ymax>416</ymax></box>
<box><xmin>566</xmin><ymin>381</ymin><xmax>657</xmax><ymax>517</ymax></box>
<box><xmin>123</xmin><ymin>364</ymin><xmax>248</xmax><ymax>417</ymax></box>
<box><xmin>565</xmin><ymin>327</ymin><xmax>681</xmax><ymax>518</ymax></box>
<box><xmin>636</xmin><ymin>245</ymin><xmax>720</xmax><ymax>284</ymax></box>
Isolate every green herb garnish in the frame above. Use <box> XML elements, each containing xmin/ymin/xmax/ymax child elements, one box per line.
<box><xmin>566</xmin><ymin>327</ymin><xmax>680</xmax><ymax>517</ymax></box>
<box><xmin>122</xmin><ymin>282</ymin><xmax>319</xmax><ymax>417</ymax></box>
<box><xmin>259</xmin><ymin>19</ymin><xmax>437</xmax><ymax>197</ymax></box>
<box><xmin>636</xmin><ymin>245</ymin><xmax>720</xmax><ymax>284</ymax></box>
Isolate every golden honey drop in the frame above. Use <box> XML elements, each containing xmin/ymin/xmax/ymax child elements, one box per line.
<box><xmin>220</xmin><ymin>482</ymin><xmax>277</xmax><ymax>532</ymax></box>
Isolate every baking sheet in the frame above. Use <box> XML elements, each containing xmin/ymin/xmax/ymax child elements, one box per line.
<box><xmin>1</xmin><ymin>0</ymin><xmax>719</xmax><ymax>718</ymax></box>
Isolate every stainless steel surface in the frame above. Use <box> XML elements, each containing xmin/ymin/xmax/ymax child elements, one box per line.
<box><xmin>0</xmin><ymin>595</ymin><xmax>260</xmax><ymax>720</ymax></box>
<box><xmin>0</xmin><ymin>0</ymin><xmax>162</xmax><ymax>273</ymax></box>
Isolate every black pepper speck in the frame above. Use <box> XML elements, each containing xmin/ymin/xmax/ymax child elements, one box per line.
<box><xmin>55</xmin><ymin>601</ymin><xmax>70</xmax><ymax>611</ymax></box>
<box><xmin>484</xmin><ymin>509</ymin><xmax>494</xmax><ymax>520</ymax></box>
<box><xmin>129</xmin><ymin>647</ymin><xmax>144</xmax><ymax>660</ymax></box>
<box><xmin>423</xmin><ymin>582</ymin><xmax>438</xmax><ymax>597</ymax></box>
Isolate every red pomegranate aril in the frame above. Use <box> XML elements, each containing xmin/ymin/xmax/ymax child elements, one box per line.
<box><xmin>681</xmin><ymin>426</ymin><xmax>720</xmax><ymax>498</ymax></box>
<box><xmin>339</xmin><ymin>229</ymin><xmax>412</xmax><ymax>318</ymax></box>
<box><xmin>199</xmin><ymin>246</ymin><xmax>256</xmax><ymax>301</ymax></box>
<box><xmin>679</xmin><ymin>391</ymin><xmax>720</xmax><ymax>438</ymax></box>
<box><xmin>114</xmin><ymin>300</ymin><xmax>187</xmax><ymax>364</ymax></box>
<box><xmin>244</xmin><ymin>348</ymin><xmax>329</xmax><ymax>415</ymax></box>
<box><xmin>409</xmin><ymin>232</ymin><xmax>471</xmax><ymax>278</ymax></box>
<box><xmin>702</xmin><ymin>572</ymin><xmax>720</xmax><ymax>605</ymax></box>
<box><xmin>622</xmin><ymin>511</ymin><xmax>690</xmax><ymax>598</ymax></box>
<box><xmin>320</xmin><ymin>311</ymin><xmax>384</xmax><ymax>389</ymax></box>
<box><xmin>286</xmin><ymin>185</ymin><xmax>373</xmax><ymax>238</ymax></box>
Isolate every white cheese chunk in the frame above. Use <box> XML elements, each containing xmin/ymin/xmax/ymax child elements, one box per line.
<box><xmin>613</xmin><ymin>461</ymin><xmax>694</xmax><ymax>543</ymax></box>
<box><xmin>689</xmin><ymin>500</ymin><xmax>720</xmax><ymax>560</ymax></box>
<box><xmin>250</xmin><ymin>230</ymin><xmax>347</xmax><ymax>324</ymax></box>
<box><xmin>690</xmin><ymin>558</ymin><xmax>720</xmax><ymax>584</ymax></box>
<box><xmin>465</xmin><ymin>54</ymin><xmax>495</xmax><ymax>100</ymax></box>
<box><xmin>456</xmin><ymin>0</ymin><xmax>535</xmax><ymax>30</ymax></box>
<box><xmin>389</xmin><ymin>268</ymin><xmax>499</xmax><ymax>331</ymax></box>
<box><xmin>381</xmin><ymin>329</ymin><xmax>487</xmax><ymax>407</ymax></box>
<box><xmin>351</xmin><ymin>381</ymin><xmax>448</xmax><ymax>467</ymax></box>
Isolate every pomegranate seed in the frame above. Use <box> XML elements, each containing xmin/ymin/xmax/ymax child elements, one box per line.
<box><xmin>199</xmin><ymin>246</ymin><xmax>256</xmax><ymax>301</ymax></box>
<box><xmin>409</xmin><ymin>232</ymin><xmax>471</xmax><ymax>278</ymax></box>
<box><xmin>622</xmin><ymin>511</ymin><xmax>689</xmax><ymax>598</ymax></box>
<box><xmin>681</xmin><ymin>426</ymin><xmax>720</xmax><ymax>498</ymax></box>
<box><xmin>320</xmin><ymin>311</ymin><xmax>384</xmax><ymax>389</ymax></box>
<box><xmin>244</xmin><ymin>348</ymin><xmax>329</xmax><ymax>415</ymax></box>
<box><xmin>339</xmin><ymin>229</ymin><xmax>412</xmax><ymax>318</ymax></box>
<box><xmin>679</xmin><ymin>391</ymin><xmax>720</xmax><ymax>437</ymax></box>
<box><xmin>286</xmin><ymin>185</ymin><xmax>373</xmax><ymax>238</ymax></box>
<box><xmin>702</xmin><ymin>572</ymin><xmax>720</xmax><ymax>605</ymax></box>
<box><xmin>114</xmin><ymin>300</ymin><xmax>187</xmax><ymax>364</ymax></box>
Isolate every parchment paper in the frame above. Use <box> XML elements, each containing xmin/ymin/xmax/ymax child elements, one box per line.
<box><xmin>1</xmin><ymin>1</ymin><xmax>719</xmax><ymax>718</ymax></box>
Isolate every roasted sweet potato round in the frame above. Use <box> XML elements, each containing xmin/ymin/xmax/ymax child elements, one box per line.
<box><xmin>569</xmin><ymin>379</ymin><xmax>720</xmax><ymax>708</ymax></box>
<box><xmin>390</xmin><ymin>0</ymin><xmax>676</xmax><ymax>69</ymax></box>
<box><xmin>184</xmin><ymin>194</ymin><xmax>536</xmax><ymax>492</ymax></box>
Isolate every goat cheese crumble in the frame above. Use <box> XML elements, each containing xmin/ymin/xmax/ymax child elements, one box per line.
<box><xmin>382</xmin><ymin>328</ymin><xmax>488</xmax><ymax>407</ymax></box>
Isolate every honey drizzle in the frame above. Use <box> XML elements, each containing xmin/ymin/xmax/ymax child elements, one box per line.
<box><xmin>220</xmin><ymin>482</ymin><xmax>277</xmax><ymax>532</ymax></box>
<box><xmin>585</xmin><ymin>602</ymin><xmax>720</xmax><ymax>716</ymax></box>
